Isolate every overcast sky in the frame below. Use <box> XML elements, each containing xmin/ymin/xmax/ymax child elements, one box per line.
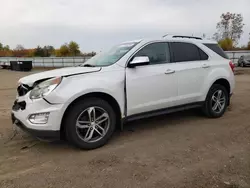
<box><xmin>0</xmin><ymin>0</ymin><xmax>249</xmax><ymax>52</ymax></box>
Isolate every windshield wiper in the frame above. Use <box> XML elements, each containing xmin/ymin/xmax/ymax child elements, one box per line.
<box><xmin>82</xmin><ymin>64</ymin><xmax>96</xmax><ymax>67</ymax></box>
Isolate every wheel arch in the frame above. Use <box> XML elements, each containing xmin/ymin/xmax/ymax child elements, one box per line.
<box><xmin>207</xmin><ymin>78</ymin><xmax>231</xmax><ymax>106</ymax></box>
<box><xmin>60</xmin><ymin>92</ymin><xmax>122</xmax><ymax>138</ymax></box>
<box><xmin>212</xmin><ymin>78</ymin><xmax>230</xmax><ymax>95</ymax></box>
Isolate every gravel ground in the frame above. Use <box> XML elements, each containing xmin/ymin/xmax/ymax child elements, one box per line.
<box><xmin>0</xmin><ymin>68</ymin><xmax>250</xmax><ymax>188</ymax></box>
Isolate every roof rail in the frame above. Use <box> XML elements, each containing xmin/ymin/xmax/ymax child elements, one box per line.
<box><xmin>163</xmin><ymin>34</ymin><xmax>202</xmax><ymax>40</ymax></box>
<box><xmin>172</xmin><ymin>35</ymin><xmax>202</xmax><ymax>40</ymax></box>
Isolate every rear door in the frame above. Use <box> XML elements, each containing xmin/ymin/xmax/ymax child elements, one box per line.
<box><xmin>170</xmin><ymin>42</ymin><xmax>209</xmax><ymax>105</ymax></box>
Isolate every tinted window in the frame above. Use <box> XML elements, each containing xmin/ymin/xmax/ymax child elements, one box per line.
<box><xmin>203</xmin><ymin>43</ymin><xmax>229</xmax><ymax>59</ymax></box>
<box><xmin>134</xmin><ymin>43</ymin><xmax>170</xmax><ymax>64</ymax></box>
<box><xmin>199</xmin><ymin>49</ymin><xmax>209</xmax><ymax>60</ymax></box>
<box><xmin>171</xmin><ymin>42</ymin><xmax>202</xmax><ymax>62</ymax></box>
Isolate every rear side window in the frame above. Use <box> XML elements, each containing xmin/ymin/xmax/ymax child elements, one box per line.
<box><xmin>171</xmin><ymin>42</ymin><xmax>208</xmax><ymax>62</ymax></box>
<box><xmin>199</xmin><ymin>49</ymin><xmax>209</xmax><ymax>60</ymax></box>
<box><xmin>203</xmin><ymin>43</ymin><xmax>229</xmax><ymax>59</ymax></box>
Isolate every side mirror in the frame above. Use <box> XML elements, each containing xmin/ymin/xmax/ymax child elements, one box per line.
<box><xmin>128</xmin><ymin>56</ymin><xmax>150</xmax><ymax>68</ymax></box>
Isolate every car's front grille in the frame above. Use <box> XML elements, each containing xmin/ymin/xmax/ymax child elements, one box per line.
<box><xmin>12</xmin><ymin>100</ymin><xmax>26</xmax><ymax>111</ymax></box>
<box><xmin>17</xmin><ymin>84</ymin><xmax>32</xmax><ymax>96</ymax></box>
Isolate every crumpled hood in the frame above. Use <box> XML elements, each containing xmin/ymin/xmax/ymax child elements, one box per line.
<box><xmin>19</xmin><ymin>66</ymin><xmax>101</xmax><ymax>86</ymax></box>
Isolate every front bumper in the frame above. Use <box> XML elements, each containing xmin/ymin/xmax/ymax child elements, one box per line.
<box><xmin>11</xmin><ymin>113</ymin><xmax>60</xmax><ymax>140</ymax></box>
<box><xmin>11</xmin><ymin>94</ymin><xmax>65</xmax><ymax>139</ymax></box>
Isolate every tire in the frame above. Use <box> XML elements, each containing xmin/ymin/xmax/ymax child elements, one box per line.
<box><xmin>202</xmin><ymin>84</ymin><xmax>229</xmax><ymax>118</ymax></box>
<box><xmin>241</xmin><ymin>63</ymin><xmax>245</xmax><ymax>67</ymax></box>
<box><xmin>64</xmin><ymin>98</ymin><xmax>116</xmax><ymax>150</ymax></box>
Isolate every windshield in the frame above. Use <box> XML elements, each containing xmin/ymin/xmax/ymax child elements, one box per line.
<box><xmin>81</xmin><ymin>41</ymin><xmax>139</xmax><ymax>67</ymax></box>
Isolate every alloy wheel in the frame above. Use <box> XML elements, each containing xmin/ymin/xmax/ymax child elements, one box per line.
<box><xmin>211</xmin><ymin>90</ymin><xmax>226</xmax><ymax>113</ymax></box>
<box><xmin>76</xmin><ymin>106</ymin><xmax>110</xmax><ymax>143</ymax></box>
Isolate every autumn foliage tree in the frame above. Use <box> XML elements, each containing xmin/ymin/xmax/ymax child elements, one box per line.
<box><xmin>0</xmin><ymin>43</ymin><xmax>10</xmax><ymax>51</ymax></box>
<box><xmin>0</xmin><ymin>50</ymin><xmax>12</xmax><ymax>57</ymax></box>
<box><xmin>218</xmin><ymin>38</ymin><xmax>233</xmax><ymax>51</ymax></box>
<box><xmin>56</xmin><ymin>41</ymin><xmax>80</xmax><ymax>56</ymax></box>
<box><xmin>214</xmin><ymin>12</ymin><xmax>244</xmax><ymax>46</ymax></box>
<box><xmin>34</xmin><ymin>46</ymin><xmax>44</xmax><ymax>57</ymax></box>
<box><xmin>68</xmin><ymin>41</ymin><xmax>80</xmax><ymax>56</ymax></box>
<box><xmin>0</xmin><ymin>42</ymin><xmax>12</xmax><ymax>56</ymax></box>
<box><xmin>57</xmin><ymin>44</ymin><xmax>70</xmax><ymax>56</ymax></box>
<box><xmin>0</xmin><ymin>41</ymin><xmax>95</xmax><ymax>57</ymax></box>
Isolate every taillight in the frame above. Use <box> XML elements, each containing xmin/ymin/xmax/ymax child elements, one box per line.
<box><xmin>229</xmin><ymin>61</ymin><xmax>235</xmax><ymax>73</ymax></box>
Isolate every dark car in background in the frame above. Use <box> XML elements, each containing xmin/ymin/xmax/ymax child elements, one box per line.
<box><xmin>238</xmin><ymin>55</ymin><xmax>250</xmax><ymax>67</ymax></box>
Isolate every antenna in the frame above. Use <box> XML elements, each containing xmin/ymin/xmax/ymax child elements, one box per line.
<box><xmin>162</xmin><ymin>34</ymin><xmax>169</xmax><ymax>38</ymax></box>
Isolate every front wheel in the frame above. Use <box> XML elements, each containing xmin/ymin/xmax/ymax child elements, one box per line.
<box><xmin>202</xmin><ymin>84</ymin><xmax>229</xmax><ymax>118</ymax></box>
<box><xmin>64</xmin><ymin>98</ymin><xmax>116</xmax><ymax>149</ymax></box>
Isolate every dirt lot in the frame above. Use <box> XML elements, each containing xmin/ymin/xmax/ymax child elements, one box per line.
<box><xmin>0</xmin><ymin>68</ymin><xmax>250</xmax><ymax>188</ymax></box>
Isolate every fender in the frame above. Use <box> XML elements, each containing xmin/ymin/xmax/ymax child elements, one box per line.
<box><xmin>44</xmin><ymin>70</ymin><xmax>125</xmax><ymax>128</ymax></box>
<box><xmin>200</xmin><ymin>67</ymin><xmax>231</xmax><ymax>101</ymax></box>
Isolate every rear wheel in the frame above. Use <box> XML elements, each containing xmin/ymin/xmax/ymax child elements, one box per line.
<box><xmin>202</xmin><ymin>84</ymin><xmax>229</xmax><ymax>118</ymax></box>
<box><xmin>64</xmin><ymin>98</ymin><xmax>116</xmax><ymax>149</ymax></box>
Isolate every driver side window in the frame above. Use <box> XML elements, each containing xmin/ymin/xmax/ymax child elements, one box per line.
<box><xmin>134</xmin><ymin>42</ymin><xmax>170</xmax><ymax>65</ymax></box>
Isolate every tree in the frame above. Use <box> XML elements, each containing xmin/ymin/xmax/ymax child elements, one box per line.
<box><xmin>247</xmin><ymin>43</ymin><xmax>250</xmax><ymax>50</ymax></box>
<box><xmin>214</xmin><ymin>12</ymin><xmax>244</xmax><ymax>45</ymax></box>
<box><xmin>0</xmin><ymin>43</ymin><xmax>11</xmax><ymax>56</ymax></box>
<box><xmin>15</xmin><ymin>44</ymin><xmax>25</xmax><ymax>51</ymax></box>
<box><xmin>43</xmin><ymin>45</ymin><xmax>55</xmax><ymax>57</ymax></box>
<box><xmin>0</xmin><ymin>43</ymin><xmax>10</xmax><ymax>51</ymax></box>
<box><xmin>34</xmin><ymin>46</ymin><xmax>45</xmax><ymax>57</ymax></box>
<box><xmin>3</xmin><ymin>45</ymin><xmax>10</xmax><ymax>51</ymax></box>
<box><xmin>55</xmin><ymin>49</ymin><xmax>61</xmax><ymax>57</ymax></box>
<box><xmin>12</xmin><ymin>49</ymin><xmax>28</xmax><ymax>57</ymax></box>
<box><xmin>0</xmin><ymin>50</ymin><xmax>12</xmax><ymax>57</ymax></box>
<box><xmin>33</xmin><ymin>45</ymin><xmax>55</xmax><ymax>57</ymax></box>
<box><xmin>218</xmin><ymin>38</ymin><xmax>233</xmax><ymax>51</ymax></box>
<box><xmin>68</xmin><ymin>41</ymin><xmax>80</xmax><ymax>56</ymax></box>
<box><xmin>27</xmin><ymin>49</ymin><xmax>35</xmax><ymax>57</ymax></box>
<box><xmin>58</xmin><ymin>44</ymin><xmax>70</xmax><ymax>56</ymax></box>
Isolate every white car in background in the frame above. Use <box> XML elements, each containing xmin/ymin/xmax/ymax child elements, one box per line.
<box><xmin>11</xmin><ymin>35</ymin><xmax>235</xmax><ymax>149</ymax></box>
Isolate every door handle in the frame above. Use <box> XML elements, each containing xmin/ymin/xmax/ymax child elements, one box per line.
<box><xmin>202</xmin><ymin>64</ymin><xmax>210</xmax><ymax>68</ymax></box>
<box><xmin>165</xmin><ymin>69</ymin><xmax>175</xmax><ymax>74</ymax></box>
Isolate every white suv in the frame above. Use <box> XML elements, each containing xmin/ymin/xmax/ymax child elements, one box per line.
<box><xmin>11</xmin><ymin>35</ymin><xmax>235</xmax><ymax>149</ymax></box>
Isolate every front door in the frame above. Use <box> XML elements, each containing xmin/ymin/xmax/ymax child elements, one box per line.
<box><xmin>126</xmin><ymin>42</ymin><xmax>178</xmax><ymax>116</ymax></box>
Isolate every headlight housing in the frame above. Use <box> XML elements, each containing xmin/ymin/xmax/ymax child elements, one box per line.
<box><xmin>30</xmin><ymin>77</ymin><xmax>62</xmax><ymax>99</ymax></box>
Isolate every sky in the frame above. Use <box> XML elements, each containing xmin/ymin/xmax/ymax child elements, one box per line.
<box><xmin>0</xmin><ymin>0</ymin><xmax>249</xmax><ymax>52</ymax></box>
